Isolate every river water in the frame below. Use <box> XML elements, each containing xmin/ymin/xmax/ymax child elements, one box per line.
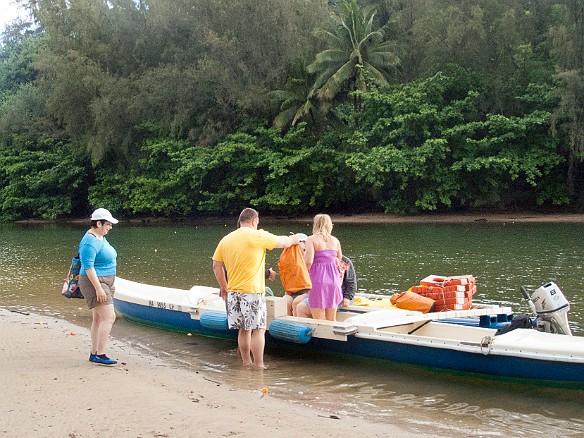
<box><xmin>1</xmin><ymin>220</ymin><xmax>583</xmax><ymax>436</ymax></box>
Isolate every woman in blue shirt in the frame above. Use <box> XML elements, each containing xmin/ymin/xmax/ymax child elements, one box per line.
<box><xmin>78</xmin><ymin>208</ymin><xmax>119</xmax><ymax>365</ymax></box>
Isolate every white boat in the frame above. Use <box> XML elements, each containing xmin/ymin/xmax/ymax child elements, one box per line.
<box><xmin>113</xmin><ymin>277</ymin><xmax>584</xmax><ymax>386</ymax></box>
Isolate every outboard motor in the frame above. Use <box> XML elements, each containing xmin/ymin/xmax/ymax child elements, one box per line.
<box><xmin>520</xmin><ymin>282</ymin><xmax>572</xmax><ymax>335</ymax></box>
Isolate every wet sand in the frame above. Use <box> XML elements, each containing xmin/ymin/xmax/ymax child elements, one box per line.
<box><xmin>291</xmin><ymin>212</ymin><xmax>584</xmax><ymax>224</ymax></box>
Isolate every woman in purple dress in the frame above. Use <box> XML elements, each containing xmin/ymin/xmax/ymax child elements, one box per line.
<box><xmin>303</xmin><ymin>214</ymin><xmax>343</xmax><ymax>320</ymax></box>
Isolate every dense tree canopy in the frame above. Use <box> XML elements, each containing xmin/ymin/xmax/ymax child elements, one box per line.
<box><xmin>0</xmin><ymin>0</ymin><xmax>582</xmax><ymax>220</ymax></box>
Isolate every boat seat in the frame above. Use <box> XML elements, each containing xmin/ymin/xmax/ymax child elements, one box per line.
<box><xmin>187</xmin><ymin>286</ymin><xmax>221</xmax><ymax>307</ymax></box>
<box><xmin>277</xmin><ymin>315</ymin><xmax>359</xmax><ymax>340</ymax></box>
<box><xmin>344</xmin><ymin>309</ymin><xmax>420</xmax><ymax>325</ymax></box>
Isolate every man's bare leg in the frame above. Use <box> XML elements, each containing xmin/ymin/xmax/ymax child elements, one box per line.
<box><xmin>238</xmin><ymin>329</ymin><xmax>253</xmax><ymax>366</ymax></box>
<box><xmin>250</xmin><ymin>328</ymin><xmax>266</xmax><ymax>369</ymax></box>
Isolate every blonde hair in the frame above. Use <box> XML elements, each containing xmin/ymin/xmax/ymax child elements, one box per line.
<box><xmin>312</xmin><ymin>214</ymin><xmax>333</xmax><ymax>241</ymax></box>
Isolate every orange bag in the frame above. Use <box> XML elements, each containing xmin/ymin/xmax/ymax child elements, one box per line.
<box><xmin>278</xmin><ymin>245</ymin><xmax>312</xmax><ymax>294</ymax></box>
<box><xmin>390</xmin><ymin>291</ymin><xmax>436</xmax><ymax>313</ymax></box>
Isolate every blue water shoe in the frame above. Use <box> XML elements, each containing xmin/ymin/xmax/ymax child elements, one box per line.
<box><xmin>90</xmin><ymin>354</ymin><xmax>117</xmax><ymax>365</ymax></box>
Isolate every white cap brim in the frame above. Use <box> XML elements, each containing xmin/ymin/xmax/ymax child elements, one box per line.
<box><xmin>91</xmin><ymin>208</ymin><xmax>119</xmax><ymax>224</ymax></box>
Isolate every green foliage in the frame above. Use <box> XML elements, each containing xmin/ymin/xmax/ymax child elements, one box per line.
<box><xmin>0</xmin><ymin>26</ymin><xmax>44</xmax><ymax>95</ymax></box>
<box><xmin>87</xmin><ymin>124</ymin><xmax>367</xmax><ymax>216</ymax></box>
<box><xmin>449</xmin><ymin>111</ymin><xmax>566</xmax><ymax>207</ymax></box>
<box><xmin>256</xmin><ymin>124</ymin><xmax>364</xmax><ymax>213</ymax></box>
<box><xmin>21</xmin><ymin>0</ymin><xmax>330</xmax><ymax>158</ymax></box>
<box><xmin>548</xmin><ymin>1</ymin><xmax>584</xmax><ymax>198</ymax></box>
<box><xmin>0</xmin><ymin>26</ymin><xmax>49</xmax><ymax>142</ymax></box>
<box><xmin>347</xmin><ymin>72</ymin><xmax>566</xmax><ymax>213</ymax></box>
<box><xmin>0</xmin><ymin>83</ymin><xmax>50</xmax><ymax>141</ymax></box>
<box><xmin>194</xmin><ymin>133</ymin><xmax>266</xmax><ymax>214</ymax></box>
<box><xmin>388</xmin><ymin>0</ymin><xmax>556</xmax><ymax>114</ymax></box>
<box><xmin>89</xmin><ymin>139</ymin><xmax>211</xmax><ymax>216</ymax></box>
<box><xmin>0</xmin><ymin>1</ymin><xmax>582</xmax><ymax>219</ymax></box>
<box><xmin>0</xmin><ymin>139</ymin><xmax>86</xmax><ymax>221</ymax></box>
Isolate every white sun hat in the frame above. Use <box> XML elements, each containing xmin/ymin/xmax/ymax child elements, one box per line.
<box><xmin>90</xmin><ymin>208</ymin><xmax>119</xmax><ymax>224</ymax></box>
<box><xmin>296</xmin><ymin>233</ymin><xmax>308</xmax><ymax>242</ymax></box>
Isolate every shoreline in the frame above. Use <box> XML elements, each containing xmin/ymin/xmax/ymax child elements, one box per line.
<box><xmin>15</xmin><ymin>211</ymin><xmax>584</xmax><ymax>226</ymax></box>
<box><xmin>290</xmin><ymin>212</ymin><xmax>584</xmax><ymax>224</ymax></box>
<box><xmin>0</xmin><ymin>308</ymin><xmax>433</xmax><ymax>438</ymax></box>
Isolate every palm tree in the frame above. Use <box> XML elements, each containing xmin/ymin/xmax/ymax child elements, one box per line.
<box><xmin>268</xmin><ymin>68</ymin><xmax>317</xmax><ymax>131</ymax></box>
<box><xmin>308</xmin><ymin>0</ymin><xmax>399</xmax><ymax>107</ymax></box>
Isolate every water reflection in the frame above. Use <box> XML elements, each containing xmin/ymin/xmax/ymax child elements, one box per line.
<box><xmin>1</xmin><ymin>221</ymin><xmax>584</xmax><ymax>436</ymax></box>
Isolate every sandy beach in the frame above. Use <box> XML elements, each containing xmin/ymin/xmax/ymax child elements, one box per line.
<box><xmin>290</xmin><ymin>212</ymin><xmax>584</xmax><ymax>224</ymax></box>
<box><xmin>19</xmin><ymin>210</ymin><xmax>584</xmax><ymax>230</ymax></box>
<box><xmin>115</xmin><ymin>211</ymin><xmax>584</xmax><ymax>227</ymax></box>
<box><xmin>0</xmin><ymin>308</ymin><xmax>436</xmax><ymax>438</ymax></box>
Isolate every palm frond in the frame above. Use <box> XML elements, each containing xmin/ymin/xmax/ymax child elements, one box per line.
<box><xmin>268</xmin><ymin>90</ymin><xmax>296</xmax><ymax>102</ymax></box>
<box><xmin>313</xmin><ymin>28</ymin><xmax>344</xmax><ymax>48</ymax></box>
<box><xmin>312</xmin><ymin>64</ymin><xmax>346</xmax><ymax>90</ymax></box>
<box><xmin>316</xmin><ymin>61</ymin><xmax>353</xmax><ymax>100</ymax></box>
<box><xmin>361</xmin><ymin>63</ymin><xmax>391</xmax><ymax>88</ymax></box>
<box><xmin>292</xmin><ymin>98</ymin><xmax>316</xmax><ymax>126</ymax></box>
<box><xmin>273</xmin><ymin>107</ymin><xmax>298</xmax><ymax>130</ymax></box>
<box><xmin>368</xmin><ymin>51</ymin><xmax>400</xmax><ymax>68</ymax></box>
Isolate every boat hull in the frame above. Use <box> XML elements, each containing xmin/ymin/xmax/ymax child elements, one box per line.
<box><xmin>301</xmin><ymin>335</ymin><xmax>584</xmax><ymax>384</ymax></box>
<box><xmin>113</xmin><ymin>293</ymin><xmax>584</xmax><ymax>386</ymax></box>
<box><xmin>114</xmin><ymin>279</ymin><xmax>584</xmax><ymax>388</ymax></box>
<box><xmin>114</xmin><ymin>298</ymin><xmax>236</xmax><ymax>339</ymax></box>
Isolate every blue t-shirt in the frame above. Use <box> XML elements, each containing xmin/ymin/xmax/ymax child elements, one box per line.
<box><xmin>79</xmin><ymin>231</ymin><xmax>117</xmax><ymax>277</ymax></box>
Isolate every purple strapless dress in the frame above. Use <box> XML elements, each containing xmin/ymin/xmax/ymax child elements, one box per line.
<box><xmin>307</xmin><ymin>250</ymin><xmax>342</xmax><ymax>309</ymax></box>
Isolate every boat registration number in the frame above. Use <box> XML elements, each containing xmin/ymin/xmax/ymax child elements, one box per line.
<box><xmin>148</xmin><ymin>300</ymin><xmax>177</xmax><ymax>310</ymax></box>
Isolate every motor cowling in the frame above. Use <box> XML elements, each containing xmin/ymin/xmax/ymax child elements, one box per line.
<box><xmin>531</xmin><ymin>282</ymin><xmax>572</xmax><ymax>335</ymax></box>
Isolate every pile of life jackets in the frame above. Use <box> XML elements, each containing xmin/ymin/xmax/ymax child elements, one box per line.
<box><xmin>409</xmin><ymin>274</ymin><xmax>477</xmax><ymax>311</ymax></box>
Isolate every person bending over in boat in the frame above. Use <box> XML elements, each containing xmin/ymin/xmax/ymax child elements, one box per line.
<box><xmin>340</xmin><ymin>256</ymin><xmax>357</xmax><ymax>307</ymax></box>
<box><xmin>302</xmin><ymin>214</ymin><xmax>344</xmax><ymax>321</ymax></box>
<box><xmin>295</xmin><ymin>255</ymin><xmax>356</xmax><ymax>318</ymax></box>
<box><xmin>78</xmin><ymin>208</ymin><xmax>119</xmax><ymax>366</ymax></box>
<box><xmin>277</xmin><ymin>237</ymin><xmax>311</xmax><ymax>316</ymax></box>
<box><xmin>212</xmin><ymin>208</ymin><xmax>304</xmax><ymax>369</ymax></box>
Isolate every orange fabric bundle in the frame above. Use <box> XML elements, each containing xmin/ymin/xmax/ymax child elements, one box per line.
<box><xmin>278</xmin><ymin>245</ymin><xmax>312</xmax><ymax>294</ymax></box>
<box><xmin>390</xmin><ymin>291</ymin><xmax>436</xmax><ymax>313</ymax></box>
